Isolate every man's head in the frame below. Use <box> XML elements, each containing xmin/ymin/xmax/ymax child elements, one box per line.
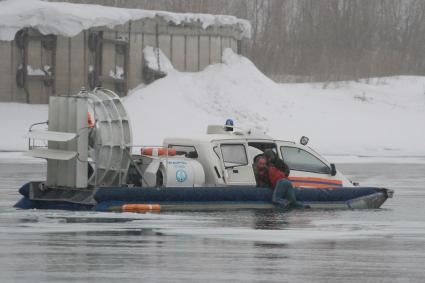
<box><xmin>256</xmin><ymin>156</ymin><xmax>267</xmax><ymax>171</ymax></box>
<box><xmin>264</xmin><ymin>149</ymin><xmax>276</xmax><ymax>163</ymax></box>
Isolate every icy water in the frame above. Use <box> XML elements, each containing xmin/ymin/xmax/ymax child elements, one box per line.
<box><xmin>0</xmin><ymin>159</ymin><xmax>424</xmax><ymax>282</ymax></box>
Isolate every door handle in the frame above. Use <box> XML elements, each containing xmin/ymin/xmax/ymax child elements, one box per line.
<box><xmin>232</xmin><ymin>169</ymin><xmax>239</xmax><ymax>173</ymax></box>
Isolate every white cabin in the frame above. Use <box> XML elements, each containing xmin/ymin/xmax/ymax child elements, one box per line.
<box><xmin>137</xmin><ymin>124</ymin><xmax>353</xmax><ymax>188</ymax></box>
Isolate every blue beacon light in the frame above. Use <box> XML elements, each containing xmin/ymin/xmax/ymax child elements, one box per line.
<box><xmin>225</xmin><ymin>119</ymin><xmax>234</xmax><ymax>131</ymax></box>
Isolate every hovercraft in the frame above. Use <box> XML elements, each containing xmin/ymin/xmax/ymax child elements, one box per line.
<box><xmin>14</xmin><ymin>88</ymin><xmax>393</xmax><ymax>212</ymax></box>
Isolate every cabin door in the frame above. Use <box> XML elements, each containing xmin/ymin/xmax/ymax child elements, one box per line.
<box><xmin>277</xmin><ymin>142</ymin><xmax>344</xmax><ymax>188</ymax></box>
<box><xmin>220</xmin><ymin>143</ymin><xmax>256</xmax><ymax>186</ymax></box>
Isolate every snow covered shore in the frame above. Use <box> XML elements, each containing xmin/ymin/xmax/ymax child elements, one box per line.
<box><xmin>125</xmin><ymin>49</ymin><xmax>425</xmax><ymax>158</ymax></box>
<box><xmin>0</xmin><ymin>103</ymin><xmax>47</xmax><ymax>152</ymax></box>
<box><xmin>0</xmin><ymin>49</ymin><xmax>424</xmax><ymax>161</ymax></box>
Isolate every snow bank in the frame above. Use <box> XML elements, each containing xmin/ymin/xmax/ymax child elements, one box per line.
<box><xmin>0</xmin><ymin>49</ymin><xmax>424</xmax><ymax>161</ymax></box>
<box><xmin>124</xmin><ymin>49</ymin><xmax>425</xmax><ymax>158</ymax></box>
<box><xmin>0</xmin><ymin>0</ymin><xmax>251</xmax><ymax>41</ymax></box>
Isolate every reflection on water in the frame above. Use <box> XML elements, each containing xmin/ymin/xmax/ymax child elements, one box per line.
<box><xmin>0</xmin><ymin>162</ymin><xmax>424</xmax><ymax>282</ymax></box>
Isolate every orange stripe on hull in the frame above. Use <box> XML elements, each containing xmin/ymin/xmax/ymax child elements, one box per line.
<box><xmin>122</xmin><ymin>204</ymin><xmax>161</xmax><ymax>213</ymax></box>
<box><xmin>288</xmin><ymin>177</ymin><xmax>342</xmax><ymax>185</ymax></box>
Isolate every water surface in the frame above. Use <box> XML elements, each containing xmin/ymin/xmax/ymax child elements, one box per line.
<box><xmin>0</xmin><ymin>160</ymin><xmax>424</xmax><ymax>282</ymax></box>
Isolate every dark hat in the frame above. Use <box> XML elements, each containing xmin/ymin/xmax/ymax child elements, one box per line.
<box><xmin>264</xmin><ymin>149</ymin><xmax>276</xmax><ymax>161</ymax></box>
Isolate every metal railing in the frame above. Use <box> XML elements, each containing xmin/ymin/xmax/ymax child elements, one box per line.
<box><xmin>27</xmin><ymin>121</ymin><xmax>48</xmax><ymax>150</ymax></box>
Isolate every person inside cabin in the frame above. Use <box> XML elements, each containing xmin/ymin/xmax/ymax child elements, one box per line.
<box><xmin>253</xmin><ymin>155</ymin><xmax>271</xmax><ymax>188</ymax></box>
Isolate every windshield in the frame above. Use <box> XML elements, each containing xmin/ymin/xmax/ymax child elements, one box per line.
<box><xmin>280</xmin><ymin>146</ymin><xmax>330</xmax><ymax>174</ymax></box>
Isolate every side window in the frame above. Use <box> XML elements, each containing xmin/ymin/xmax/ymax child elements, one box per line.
<box><xmin>281</xmin><ymin>146</ymin><xmax>329</xmax><ymax>174</ymax></box>
<box><xmin>221</xmin><ymin>144</ymin><xmax>248</xmax><ymax>168</ymax></box>
<box><xmin>247</xmin><ymin>142</ymin><xmax>277</xmax><ymax>153</ymax></box>
<box><xmin>168</xmin><ymin>145</ymin><xmax>198</xmax><ymax>158</ymax></box>
<box><xmin>247</xmin><ymin>142</ymin><xmax>277</xmax><ymax>161</ymax></box>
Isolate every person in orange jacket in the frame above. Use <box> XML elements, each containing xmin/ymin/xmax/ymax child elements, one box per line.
<box><xmin>268</xmin><ymin>163</ymin><xmax>288</xmax><ymax>188</ymax></box>
<box><xmin>263</xmin><ymin>150</ymin><xmax>308</xmax><ymax>209</ymax></box>
<box><xmin>264</xmin><ymin>150</ymin><xmax>290</xmax><ymax>179</ymax></box>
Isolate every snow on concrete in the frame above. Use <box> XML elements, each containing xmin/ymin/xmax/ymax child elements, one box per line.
<box><xmin>109</xmin><ymin>66</ymin><xmax>124</xmax><ymax>80</ymax></box>
<box><xmin>0</xmin><ymin>0</ymin><xmax>251</xmax><ymax>41</ymax></box>
<box><xmin>26</xmin><ymin>65</ymin><xmax>51</xmax><ymax>76</ymax></box>
<box><xmin>143</xmin><ymin>46</ymin><xmax>175</xmax><ymax>74</ymax></box>
<box><xmin>0</xmin><ymin>49</ymin><xmax>424</xmax><ymax>162</ymax></box>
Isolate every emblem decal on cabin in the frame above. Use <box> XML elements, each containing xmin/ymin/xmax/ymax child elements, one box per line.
<box><xmin>176</xmin><ymin>170</ymin><xmax>188</xmax><ymax>182</ymax></box>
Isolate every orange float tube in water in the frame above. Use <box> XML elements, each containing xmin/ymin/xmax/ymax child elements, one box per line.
<box><xmin>122</xmin><ymin>204</ymin><xmax>161</xmax><ymax>213</ymax></box>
